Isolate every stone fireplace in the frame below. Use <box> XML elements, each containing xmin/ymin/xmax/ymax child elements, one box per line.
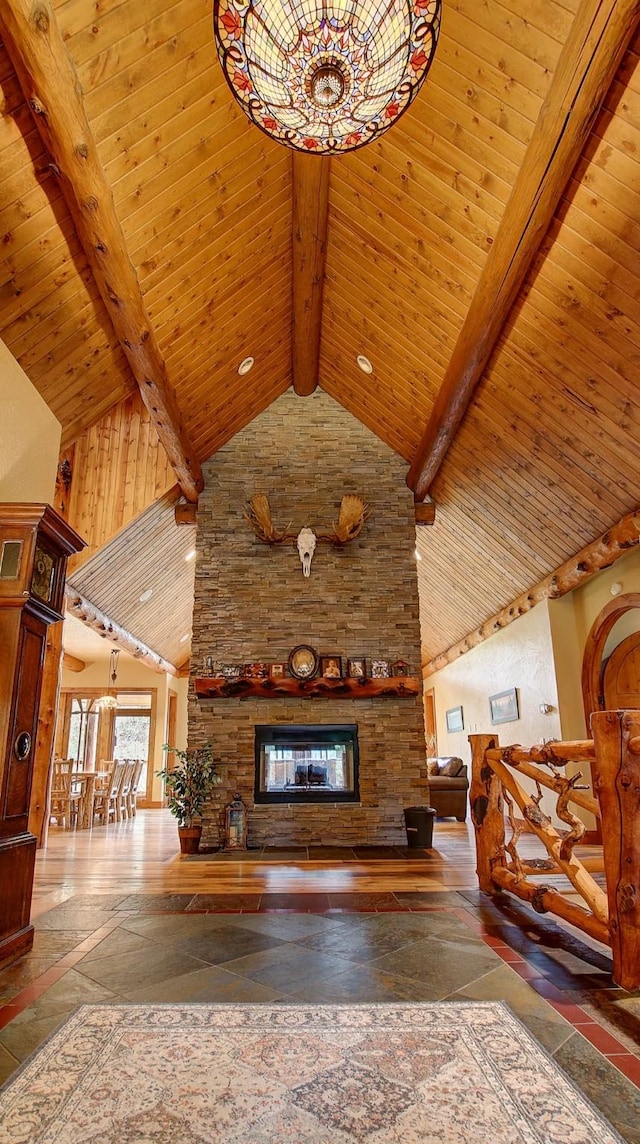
<box><xmin>189</xmin><ymin>390</ymin><xmax>426</xmax><ymax>847</ymax></box>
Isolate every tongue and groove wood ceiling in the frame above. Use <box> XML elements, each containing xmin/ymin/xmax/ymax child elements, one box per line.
<box><xmin>1</xmin><ymin>0</ymin><xmax>640</xmax><ymax>669</ymax></box>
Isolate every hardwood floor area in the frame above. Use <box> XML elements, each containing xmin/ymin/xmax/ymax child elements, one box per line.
<box><xmin>33</xmin><ymin>812</ymin><xmax>479</xmax><ymax>913</ymax></box>
<box><xmin>0</xmin><ymin>809</ymin><xmax>637</xmax><ymax>1140</ymax></box>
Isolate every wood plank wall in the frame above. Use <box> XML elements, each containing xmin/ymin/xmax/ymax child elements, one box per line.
<box><xmin>66</xmin><ymin>392</ymin><xmax>175</xmax><ymax>574</ymax></box>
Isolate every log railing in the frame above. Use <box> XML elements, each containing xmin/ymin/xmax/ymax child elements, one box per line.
<box><xmin>469</xmin><ymin>709</ymin><xmax>640</xmax><ymax>991</ymax></box>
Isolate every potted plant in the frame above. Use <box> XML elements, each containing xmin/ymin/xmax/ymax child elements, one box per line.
<box><xmin>157</xmin><ymin>742</ymin><xmax>222</xmax><ymax>855</ymax></box>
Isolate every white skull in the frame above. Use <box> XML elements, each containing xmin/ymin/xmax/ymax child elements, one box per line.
<box><xmin>297</xmin><ymin>527</ymin><xmax>316</xmax><ymax>577</ymax></box>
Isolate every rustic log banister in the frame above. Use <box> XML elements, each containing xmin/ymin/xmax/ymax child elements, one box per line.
<box><xmin>484</xmin><ymin>741</ymin><xmax>595</xmax><ymax>764</ymax></box>
<box><xmin>470</xmin><ymin>712</ymin><xmax>640</xmax><ymax>991</ymax></box>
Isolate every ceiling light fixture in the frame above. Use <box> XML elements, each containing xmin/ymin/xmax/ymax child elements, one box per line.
<box><xmin>356</xmin><ymin>354</ymin><xmax>373</xmax><ymax>374</ymax></box>
<box><xmin>238</xmin><ymin>356</ymin><xmax>255</xmax><ymax>375</ymax></box>
<box><xmin>185</xmin><ymin>549</ymin><xmax>196</xmax><ymax>562</ymax></box>
<box><xmin>179</xmin><ymin>633</ymin><xmax>190</xmax><ymax>643</ymax></box>
<box><xmin>213</xmin><ymin>0</ymin><xmax>441</xmax><ymax>154</ymax></box>
<box><xmin>414</xmin><ymin>548</ymin><xmax>422</xmax><ymax>561</ymax></box>
<box><xmin>95</xmin><ymin>649</ymin><xmax>120</xmax><ymax>711</ymax></box>
<box><xmin>139</xmin><ymin>588</ymin><xmax>153</xmax><ymax>603</ymax></box>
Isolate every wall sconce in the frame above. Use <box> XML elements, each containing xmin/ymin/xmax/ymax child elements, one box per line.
<box><xmin>539</xmin><ymin>703</ymin><xmax>555</xmax><ymax>715</ymax></box>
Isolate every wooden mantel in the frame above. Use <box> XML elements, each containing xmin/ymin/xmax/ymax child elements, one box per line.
<box><xmin>195</xmin><ymin>676</ymin><xmax>421</xmax><ymax>700</ymax></box>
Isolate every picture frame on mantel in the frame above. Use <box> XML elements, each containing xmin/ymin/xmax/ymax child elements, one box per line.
<box><xmin>489</xmin><ymin>688</ymin><xmax>519</xmax><ymax>725</ymax></box>
<box><xmin>347</xmin><ymin>657</ymin><xmax>366</xmax><ymax>679</ymax></box>
<box><xmin>445</xmin><ymin>705</ymin><xmax>464</xmax><ymax>733</ymax></box>
<box><xmin>320</xmin><ymin>655</ymin><xmax>342</xmax><ymax>679</ymax></box>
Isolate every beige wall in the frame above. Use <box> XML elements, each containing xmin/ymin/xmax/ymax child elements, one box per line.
<box><xmin>426</xmin><ymin>548</ymin><xmax>640</xmax><ymax>830</ymax></box>
<box><xmin>427</xmin><ymin>600</ymin><xmax>561</xmax><ymax>757</ymax></box>
<box><xmin>426</xmin><ymin>601</ymin><xmax>563</xmax><ymax>822</ymax></box>
<box><xmin>0</xmin><ymin>339</ymin><xmax>61</xmax><ymax>503</ymax></box>
<box><xmin>60</xmin><ymin>654</ymin><xmax>188</xmax><ymax>803</ymax></box>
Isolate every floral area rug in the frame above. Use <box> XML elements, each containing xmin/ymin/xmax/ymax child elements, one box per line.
<box><xmin>0</xmin><ymin>1002</ymin><xmax>624</xmax><ymax>1143</ymax></box>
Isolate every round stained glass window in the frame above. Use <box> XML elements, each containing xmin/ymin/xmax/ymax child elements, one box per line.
<box><xmin>213</xmin><ymin>0</ymin><xmax>442</xmax><ymax>154</ymax></box>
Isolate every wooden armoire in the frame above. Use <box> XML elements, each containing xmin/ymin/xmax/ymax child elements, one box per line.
<box><xmin>0</xmin><ymin>504</ymin><xmax>84</xmax><ymax>968</ymax></box>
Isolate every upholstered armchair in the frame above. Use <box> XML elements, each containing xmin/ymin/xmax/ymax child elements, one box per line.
<box><xmin>426</xmin><ymin>757</ymin><xmax>469</xmax><ymax>821</ymax></box>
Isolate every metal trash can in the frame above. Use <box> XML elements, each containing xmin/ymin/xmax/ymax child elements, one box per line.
<box><xmin>403</xmin><ymin>805</ymin><xmax>436</xmax><ymax>849</ymax></box>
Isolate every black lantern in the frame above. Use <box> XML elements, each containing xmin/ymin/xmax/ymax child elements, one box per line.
<box><xmin>224</xmin><ymin>792</ymin><xmax>248</xmax><ymax>850</ymax></box>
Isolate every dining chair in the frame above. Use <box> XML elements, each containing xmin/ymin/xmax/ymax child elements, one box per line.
<box><xmin>92</xmin><ymin>760</ymin><xmax>122</xmax><ymax>826</ymax></box>
<box><xmin>116</xmin><ymin>761</ymin><xmax>135</xmax><ymax>821</ymax></box>
<box><xmin>127</xmin><ymin>760</ymin><xmax>145</xmax><ymax>818</ymax></box>
<box><xmin>50</xmin><ymin>760</ymin><xmax>82</xmax><ymax>830</ymax></box>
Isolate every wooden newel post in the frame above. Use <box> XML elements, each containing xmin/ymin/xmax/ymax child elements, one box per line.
<box><xmin>591</xmin><ymin>710</ymin><xmax>640</xmax><ymax>991</ymax></box>
<box><xmin>469</xmin><ymin>733</ymin><xmax>503</xmax><ymax>894</ymax></box>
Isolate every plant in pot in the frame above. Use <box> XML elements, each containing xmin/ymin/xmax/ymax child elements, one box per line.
<box><xmin>157</xmin><ymin>742</ymin><xmax>222</xmax><ymax>855</ymax></box>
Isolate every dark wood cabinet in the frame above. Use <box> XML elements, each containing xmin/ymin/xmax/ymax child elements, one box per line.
<box><xmin>0</xmin><ymin>504</ymin><xmax>84</xmax><ymax>969</ymax></box>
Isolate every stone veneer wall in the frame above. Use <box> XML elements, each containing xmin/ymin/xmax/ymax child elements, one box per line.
<box><xmin>189</xmin><ymin>390</ymin><xmax>426</xmax><ymax>847</ymax></box>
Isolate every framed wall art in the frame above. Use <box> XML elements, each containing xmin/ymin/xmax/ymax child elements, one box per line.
<box><xmin>489</xmin><ymin>688</ymin><xmax>519</xmax><ymax>725</ymax></box>
<box><xmin>370</xmin><ymin>659</ymin><xmax>392</xmax><ymax>678</ymax></box>
<box><xmin>320</xmin><ymin>655</ymin><xmax>342</xmax><ymax>679</ymax></box>
<box><xmin>347</xmin><ymin>657</ymin><xmax>366</xmax><ymax>679</ymax></box>
<box><xmin>445</xmin><ymin>705</ymin><xmax>464</xmax><ymax>733</ymax></box>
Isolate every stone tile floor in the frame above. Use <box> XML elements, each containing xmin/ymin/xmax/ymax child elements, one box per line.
<box><xmin>0</xmin><ymin>889</ymin><xmax>638</xmax><ymax>1141</ymax></box>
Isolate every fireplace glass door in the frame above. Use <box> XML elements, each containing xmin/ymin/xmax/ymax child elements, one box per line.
<box><xmin>255</xmin><ymin>724</ymin><xmax>359</xmax><ymax>803</ymax></box>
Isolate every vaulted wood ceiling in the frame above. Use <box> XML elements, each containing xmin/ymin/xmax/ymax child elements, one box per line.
<box><xmin>1</xmin><ymin>0</ymin><xmax>639</xmax><ymax>669</ymax></box>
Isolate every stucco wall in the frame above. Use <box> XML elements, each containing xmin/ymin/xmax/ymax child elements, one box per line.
<box><xmin>60</xmin><ymin>654</ymin><xmax>179</xmax><ymax>802</ymax></box>
<box><xmin>424</xmin><ymin>600</ymin><xmax>563</xmax><ymax>823</ymax></box>
<box><xmin>0</xmin><ymin>339</ymin><xmax>61</xmax><ymax>503</ymax></box>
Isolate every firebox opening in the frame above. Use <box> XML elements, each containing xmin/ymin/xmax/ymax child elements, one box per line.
<box><xmin>254</xmin><ymin>724</ymin><xmax>360</xmax><ymax>804</ymax></box>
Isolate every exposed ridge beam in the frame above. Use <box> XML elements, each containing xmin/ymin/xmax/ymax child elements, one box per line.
<box><xmin>423</xmin><ymin>508</ymin><xmax>640</xmax><ymax>676</ymax></box>
<box><xmin>0</xmin><ymin>0</ymin><xmax>203</xmax><ymax>503</ymax></box>
<box><xmin>407</xmin><ymin>0</ymin><xmax>640</xmax><ymax>501</ymax></box>
<box><xmin>292</xmin><ymin>154</ymin><xmax>330</xmax><ymax>396</ymax></box>
<box><xmin>65</xmin><ymin>587</ymin><xmax>178</xmax><ymax>676</ymax></box>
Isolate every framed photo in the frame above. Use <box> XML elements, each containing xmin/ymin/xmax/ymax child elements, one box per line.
<box><xmin>445</xmin><ymin>705</ymin><xmax>464</xmax><ymax>733</ymax></box>
<box><xmin>370</xmin><ymin>659</ymin><xmax>392</xmax><ymax>679</ymax></box>
<box><xmin>392</xmin><ymin>659</ymin><xmax>410</xmax><ymax>677</ymax></box>
<box><xmin>489</xmin><ymin>688</ymin><xmax>519</xmax><ymax>725</ymax></box>
<box><xmin>347</xmin><ymin>657</ymin><xmax>366</xmax><ymax>679</ymax></box>
<box><xmin>320</xmin><ymin>655</ymin><xmax>342</xmax><ymax>679</ymax></box>
<box><xmin>269</xmin><ymin>663</ymin><xmax>285</xmax><ymax>680</ymax></box>
<box><xmin>288</xmin><ymin>644</ymin><xmax>319</xmax><ymax>680</ymax></box>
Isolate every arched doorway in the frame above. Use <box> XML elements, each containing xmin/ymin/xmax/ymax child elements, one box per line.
<box><xmin>581</xmin><ymin>593</ymin><xmax>640</xmax><ymax>722</ymax></box>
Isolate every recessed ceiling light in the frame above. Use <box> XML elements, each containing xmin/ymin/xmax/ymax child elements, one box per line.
<box><xmin>139</xmin><ymin>588</ymin><xmax>153</xmax><ymax>603</ymax></box>
<box><xmin>414</xmin><ymin>549</ymin><xmax>422</xmax><ymax>562</ymax></box>
<box><xmin>356</xmin><ymin>354</ymin><xmax>373</xmax><ymax>374</ymax></box>
<box><xmin>238</xmin><ymin>356</ymin><xmax>255</xmax><ymax>375</ymax></box>
<box><xmin>179</xmin><ymin>633</ymin><xmax>190</xmax><ymax>643</ymax></box>
<box><xmin>185</xmin><ymin>549</ymin><xmax>196</xmax><ymax>562</ymax></box>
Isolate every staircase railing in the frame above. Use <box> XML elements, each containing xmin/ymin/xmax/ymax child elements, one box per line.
<box><xmin>469</xmin><ymin>710</ymin><xmax>640</xmax><ymax>990</ymax></box>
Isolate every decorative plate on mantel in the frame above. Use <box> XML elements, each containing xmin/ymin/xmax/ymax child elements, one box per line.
<box><xmin>288</xmin><ymin>645</ymin><xmax>319</xmax><ymax>680</ymax></box>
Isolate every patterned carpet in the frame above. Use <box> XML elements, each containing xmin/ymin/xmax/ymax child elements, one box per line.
<box><xmin>0</xmin><ymin>1002</ymin><xmax>625</xmax><ymax>1143</ymax></box>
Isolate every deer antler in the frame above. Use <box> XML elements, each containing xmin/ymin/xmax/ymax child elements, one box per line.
<box><xmin>245</xmin><ymin>495</ymin><xmax>295</xmax><ymax>545</ymax></box>
<box><xmin>317</xmin><ymin>495</ymin><xmax>370</xmax><ymax>546</ymax></box>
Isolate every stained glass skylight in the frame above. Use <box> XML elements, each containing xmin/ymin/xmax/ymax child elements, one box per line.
<box><xmin>213</xmin><ymin>0</ymin><xmax>442</xmax><ymax>153</ymax></box>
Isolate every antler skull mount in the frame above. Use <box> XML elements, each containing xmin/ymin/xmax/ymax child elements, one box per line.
<box><xmin>245</xmin><ymin>494</ymin><xmax>370</xmax><ymax>577</ymax></box>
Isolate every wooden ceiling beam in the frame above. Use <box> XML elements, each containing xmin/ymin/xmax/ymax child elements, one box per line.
<box><xmin>292</xmin><ymin>154</ymin><xmax>330</xmax><ymax>396</ymax></box>
<box><xmin>0</xmin><ymin>0</ymin><xmax>203</xmax><ymax>503</ymax></box>
<box><xmin>65</xmin><ymin>587</ymin><xmax>178</xmax><ymax>676</ymax></box>
<box><xmin>423</xmin><ymin>508</ymin><xmax>640</xmax><ymax>676</ymax></box>
<box><xmin>407</xmin><ymin>0</ymin><xmax>640</xmax><ymax>502</ymax></box>
<box><xmin>62</xmin><ymin>652</ymin><xmax>87</xmax><ymax>673</ymax></box>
